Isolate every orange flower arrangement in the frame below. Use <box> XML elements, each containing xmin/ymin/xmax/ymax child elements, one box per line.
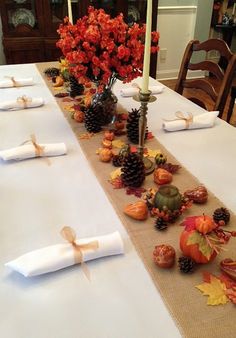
<box><xmin>56</xmin><ymin>6</ymin><xmax>159</xmax><ymax>86</ymax></box>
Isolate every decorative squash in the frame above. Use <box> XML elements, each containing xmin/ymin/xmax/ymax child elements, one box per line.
<box><xmin>195</xmin><ymin>214</ymin><xmax>216</xmax><ymax>234</ymax></box>
<box><xmin>155</xmin><ymin>152</ymin><xmax>167</xmax><ymax>165</ymax></box>
<box><xmin>154</xmin><ymin>185</ymin><xmax>182</xmax><ymax>211</ymax></box>
<box><xmin>180</xmin><ymin>229</ymin><xmax>217</xmax><ymax>264</ymax></box>
<box><xmin>124</xmin><ymin>200</ymin><xmax>148</xmax><ymax>220</ymax></box>
<box><xmin>53</xmin><ymin>75</ymin><xmax>64</xmax><ymax>87</ymax></box>
<box><xmin>154</xmin><ymin>168</ymin><xmax>172</xmax><ymax>185</ymax></box>
<box><xmin>220</xmin><ymin>258</ymin><xmax>236</xmax><ymax>281</ymax></box>
<box><xmin>184</xmin><ymin>185</ymin><xmax>208</xmax><ymax>204</ymax></box>
<box><xmin>102</xmin><ymin>138</ymin><xmax>112</xmax><ymax>149</ymax></box>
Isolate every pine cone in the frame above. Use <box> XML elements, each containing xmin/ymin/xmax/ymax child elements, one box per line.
<box><xmin>126</xmin><ymin>108</ymin><xmax>148</xmax><ymax>144</ymax></box>
<box><xmin>112</xmin><ymin>155</ymin><xmax>124</xmax><ymax>167</ymax></box>
<box><xmin>69</xmin><ymin>76</ymin><xmax>84</xmax><ymax>97</ymax></box>
<box><xmin>44</xmin><ymin>67</ymin><xmax>60</xmax><ymax>78</ymax></box>
<box><xmin>178</xmin><ymin>256</ymin><xmax>196</xmax><ymax>273</ymax></box>
<box><xmin>84</xmin><ymin>106</ymin><xmax>102</xmax><ymax>133</ymax></box>
<box><xmin>121</xmin><ymin>152</ymin><xmax>145</xmax><ymax>187</ymax></box>
<box><xmin>154</xmin><ymin>217</ymin><xmax>168</xmax><ymax>231</ymax></box>
<box><xmin>213</xmin><ymin>207</ymin><xmax>230</xmax><ymax>225</ymax></box>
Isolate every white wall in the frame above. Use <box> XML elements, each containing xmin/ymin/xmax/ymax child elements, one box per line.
<box><xmin>156</xmin><ymin>6</ymin><xmax>197</xmax><ymax>80</ymax></box>
<box><xmin>0</xmin><ymin>17</ymin><xmax>6</xmax><ymax>65</ymax></box>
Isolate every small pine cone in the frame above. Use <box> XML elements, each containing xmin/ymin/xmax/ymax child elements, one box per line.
<box><xmin>69</xmin><ymin>76</ymin><xmax>84</xmax><ymax>97</ymax></box>
<box><xmin>84</xmin><ymin>106</ymin><xmax>102</xmax><ymax>133</ymax></box>
<box><xmin>121</xmin><ymin>152</ymin><xmax>145</xmax><ymax>187</ymax></box>
<box><xmin>178</xmin><ymin>256</ymin><xmax>196</xmax><ymax>273</ymax></box>
<box><xmin>44</xmin><ymin>67</ymin><xmax>60</xmax><ymax>78</ymax></box>
<box><xmin>213</xmin><ymin>207</ymin><xmax>230</xmax><ymax>225</ymax></box>
<box><xmin>112</xmin><ymin>155</ymin><xmax>124</xmax><ymax>167</ymax></box>
<box><xmin>126</xmin><ymin>108</ymin><xmax>148</xmax><ymax>144</ymax></box>
<box><xmin>154</xmin><ymin>217</ymin><xmax>168</xmax><ymax>231</ymax></box>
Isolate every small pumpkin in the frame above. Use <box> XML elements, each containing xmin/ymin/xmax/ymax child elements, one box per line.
<box><xmin>154</xmin><ymin>168</ymin><xmax>172</xmax><ymax>185</ymax></box>
<box><xmin>99</xmin><ymin>148</ymin><xmax>113</xmax><ymax>162</ymax></box>
<box><xmin>73</xmin><ymin>110</ymin><xmax>84</xmax><ymax>123</ymax></box>
<box><xmin>102</xmin><ymin>138</ymin><xmax>112</xmax><ymax>149</ymax></box>
<box><xmin>53</xmin><ymin>75</ymin><xmax>64</xmax><ymax>87</ymax></box>
<box><xmin>180</xmin><ymin>229</ymin><xmax>217</xmax><ymax>264</ymax></box>
<box><xmin>124</xmin><ymin>200</ymin><xmax>148</xmax><ymax>221</ymax></box>
<box><xmin>114</xmin><ymin>120</ymin><xmax>125</xmax><ymax>130</ymax></box>
<box><xmin>155</xmin><ymin>152</ymin><xmax>167</xmax><ymax>165</ymax></box>
<box><xmin>195</xmin><ymin>214</ymin><xmax>216</xmax><ymax>234</ymax></box>
<box><xmin>104</xmin><ymin>130</ymin><xmax>115</xmax><ymax>141</ymax></box>
<box><xmin>154</xmin><ymin>185</ymin><xmax>182</xmax><ymax>211</ymax></box>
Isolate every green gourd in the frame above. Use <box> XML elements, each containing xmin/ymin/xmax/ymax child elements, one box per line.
<box><xmin>155</xmin><ymin>152</ymin><xmax>167</xmax><ymax>165</ymax></box>
<box><xmin>154</xmin><ymin>185</ymin><xmax>182</xmax><ymax>211</ymax></box>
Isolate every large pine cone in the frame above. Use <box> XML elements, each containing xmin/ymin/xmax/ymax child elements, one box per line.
<box><xmin>69</xmin><ymin>76</ymin><xmax>84</xmax><ymax>97</ymax></box>
<box><xmin>84</xmin><ymin>106</ymin><xmax>102</xmax><ymax>133</ymax></box>
<box><xmin>121</xmin><ymin>152</ymin><xmax>145</xmax><ymax>187</ymax></box>
<box><xmin>126</xmin><ymin>108</ymin><xmax>148</xmax><ymax>144</ymax></box>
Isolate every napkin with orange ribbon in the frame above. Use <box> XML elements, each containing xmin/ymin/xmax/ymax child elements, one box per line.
<box><xmin>5</xmin><ymin>230</ymin><xmax>124</xmax><ymax>277</ymax></box>
<box><xmin>0</xmin><ymin>96</ymin><xmax>44</xmax><ymax>110</ymax></box>
<box><xmin>0</xmin><ymin>77</ymin><xmax>34</xmax><ymax>88</ymax></box>
<box><xmin>162</xmin><ymin>111</ymin><xmax>219</xmax><ymax>132</ymax></box>
<box><xmin>0</xmin><ymin>135</ymin><xmax>67</xmax><ymax>161</ymax></box>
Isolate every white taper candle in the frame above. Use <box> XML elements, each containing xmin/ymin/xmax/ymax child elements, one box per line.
<box><xmin>67</xmin><ymin>0</ymin><xmax>73</xmax><ymax>24</ymax></box>
<box><xmin>141</xmin><ymin>0</ymin><xmax>152</xmax><ymax>93</ymax></box>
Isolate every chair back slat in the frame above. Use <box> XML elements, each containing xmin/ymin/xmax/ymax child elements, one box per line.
<box><xmin>188</xmin><ymin>61</ymin><xmax>224</xmax><ymax>80</ymax></box>
<box><xmin>175</xmin><ymin>38</ymin><xmax>236</xmax><ymax>118</ymax></box>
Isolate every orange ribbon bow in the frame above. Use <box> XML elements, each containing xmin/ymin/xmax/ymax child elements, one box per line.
<box><xmin>164</xmin><ymin>111</ymin><xmax>193</xmax><ymax>129</ymax></box>
<box><xmin>60</xmin><ymin>226</ymin><xmax>99</xmax><ymax>280</ymax></box>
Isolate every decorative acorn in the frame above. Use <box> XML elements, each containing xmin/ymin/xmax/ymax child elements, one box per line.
<box><xmin>124</xmin><ymin>200</ymin><xmax>148</xmax><ymax>220</ymax></box>
<box><xmin>99</xmin><ymin>148</ymin><xmax>113</xmax><ymax>162</ymax></box>
<box><xmin>73</xmin><ymin>110</ymin><xmax>84</xmax><ymax>123</ymax></box>
<box><xmin>184</xmin><ymin>186</ymin><xmax>208</xmax><ymax>204</ymax></box>
<box><xmin>154</xmin><ymin>185</ymin><xmax>182</xmax><ymax>211</ymax></box>
<box><xmin>84</xmin><ymin>106</ymin><xmax>102</xmax><ymax>133</ymax></box>
<box><xmin>121</xmin><ymin>152</ymin><xmax>145</xmax><ymax>187</ymax></box>
<box><xmin>126</xmin><ymin>108</ymin><xmax>148</xmax><ymax>144</ymax></box>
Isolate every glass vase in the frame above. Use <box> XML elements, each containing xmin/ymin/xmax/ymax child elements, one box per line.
<box><xmin>91</xmin><ymin>74</ymin><xmax>118</xmax><ymax>126</ymax></box>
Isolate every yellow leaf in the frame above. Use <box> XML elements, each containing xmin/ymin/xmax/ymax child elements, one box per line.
<box><xmin>145</xmin><ymin>149</ymin><xmax>161</xmax><ymax>158</ymax></box>
<box><xmin>196</xmin><ymin>276</ymin><xmax>228</xmax><ymax>306</ymax></box>
<box><xmin>112</xmin><ymin>140</ymin><xmax>125</xmax><ymax>149</ymax></box>
<box><xmin>110</xmin><ymin>168</ymin><xmax>121</xmax><ymax>180</ymax></box>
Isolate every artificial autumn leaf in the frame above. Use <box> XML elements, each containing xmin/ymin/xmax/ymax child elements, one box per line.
<box><xmin>145</xmin><ymin>148</ymin><xmax>161</xmax><ymax>158</ymax></box>
<box><xmin>182</xmin><ymin>216</ymin><xmax>198</xmax><ymax>231</ymax></box>
<box><xmin>112</xmin><ymin>140</ymin><xmax>125</xmax><ymax>149</ymax></box>
<box><xmin>226</xmin><ymin>286</ymin><xmax>236</xmax><ymax>304</ymax></box>
<box><xmin>196</xmin><ymin>275</ymin><xmax>228</xmax><ymax>305</ymax></box>
<box><xmin>187</xmin><ymin>230</ymin><xmax>214</xmax><ymax>260</ymax></box>
<box><xmin>110</xmin><ymin>168</ymin><xmax>121</xmax><ymax>180</ymax></box>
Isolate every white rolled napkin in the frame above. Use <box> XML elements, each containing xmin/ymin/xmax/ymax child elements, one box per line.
<box><xmin>120</xmin><ymin>85</ymin><xmax>164</xmax><ymax>97</ymax></box>
<box><xmin>0</xmin><ymin>142</ymin><xmax>67</xmax><ymax>161</ymax></box>
<box><xmin>163</xmin><ymin>111</ymin><xmax>219</xmax><ymax>132</ymax></box>
<box><xmin>0</xmin><ymin>96</ymin><xmax>44</xmax><ymax>110</ymax></box>
<box><xmin>5</xmin><ymin>231</ymin><xmax>124</xmax><ymax>277</ymax></box>
<box><xmin>0</xmin><ymin>77</ymin><xmax>34</xmax><ymax>88</ymax></box>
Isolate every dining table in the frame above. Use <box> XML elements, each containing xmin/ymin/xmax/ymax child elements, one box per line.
<box><xmin>0</xmin><ymin>62</ymin><xmax>236</xmax><ymax>338</ymax></box>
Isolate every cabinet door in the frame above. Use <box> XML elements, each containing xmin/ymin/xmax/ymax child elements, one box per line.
<box><xmin>0</xmin><ymin>0</ymin><xmax>44</xmax><ymax>37</ymax></box>
<box><xmin>80</xmin><ymin>1</ymin><xmax>128</xmax><ymax>17</ymax></box>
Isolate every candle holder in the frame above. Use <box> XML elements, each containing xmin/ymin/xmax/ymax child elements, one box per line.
<box><xmin>136</xmin><ymin>90</ymin><xmax>156</xmax><ymax>175</ymax></box>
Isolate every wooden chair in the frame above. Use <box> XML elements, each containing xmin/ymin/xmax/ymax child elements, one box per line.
<box><xmin>175</xmin><ymin>38</ymin><xmax>236</xmax><ymax>118</ymax></box>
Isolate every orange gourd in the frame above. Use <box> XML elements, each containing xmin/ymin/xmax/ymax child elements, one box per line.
<box><xmin>124</xmin><ymin>200</ymin><xmax>148</xmax><ymax>221</ymax></box>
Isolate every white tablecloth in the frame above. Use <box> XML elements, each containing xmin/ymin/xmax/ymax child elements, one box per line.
<box><xmin>1</xmin><ymin>63</ymin><xmax>236</xmax><ymax>338</ymax></box>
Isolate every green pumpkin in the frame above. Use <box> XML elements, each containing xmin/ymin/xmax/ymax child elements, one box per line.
<box><xmin>155</xmin><ymin>152</ymin><xmax>167</xmax><ymax>165</ymax></box>
<box><xmin>154</xmin><ymin>185</ymin><xmax>182</xmax><ymax>211</ymax></box>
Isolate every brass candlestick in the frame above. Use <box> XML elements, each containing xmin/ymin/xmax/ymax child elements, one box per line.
<box><xmin>136</xmin><ymin>90</ymin><xmax>156</xmax><ymax>175</ymax></box>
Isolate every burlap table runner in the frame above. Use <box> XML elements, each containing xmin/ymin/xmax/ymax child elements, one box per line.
<box><xmin>37</xmin><ymin>63</ymin><xmax>236</xmax><ymax>338</ymax></box>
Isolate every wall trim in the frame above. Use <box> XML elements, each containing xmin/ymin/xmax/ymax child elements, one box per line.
<box><xmin>157</xmin><ymin>70</ymin><xmax>205</xmax><ymax>81</ymax></box>
<box><xmin>158</xmin><ymin>6</ymin><xmax>197</xmax><ymax>12</ymax></box>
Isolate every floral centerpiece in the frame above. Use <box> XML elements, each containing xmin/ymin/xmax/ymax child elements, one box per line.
<box><xmin>56</xmin><ymin>6</ymin><xmax>159</xmax><ymax>86</ymax></box>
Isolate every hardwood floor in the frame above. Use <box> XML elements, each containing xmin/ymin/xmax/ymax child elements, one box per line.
<box><xmin>159</xmin><ymin>78</ymin><xmax>236</xmax><ymax>126</ymax></box>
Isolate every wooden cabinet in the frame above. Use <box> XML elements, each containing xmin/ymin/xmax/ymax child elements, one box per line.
<box><xmin>0</xmin><ymin>0</ymin><xmax>158</xmax><ymax>77</ymax></box>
